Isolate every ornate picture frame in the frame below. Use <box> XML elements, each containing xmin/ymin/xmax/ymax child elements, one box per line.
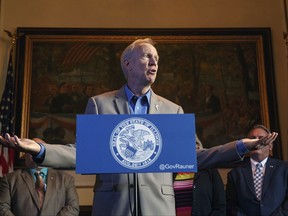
<box><xmin>14</xmin><ymin>28</ymin><xmax>281</xmax><ymax>159</ymax></box>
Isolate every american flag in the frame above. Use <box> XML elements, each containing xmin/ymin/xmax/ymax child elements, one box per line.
<box><xmin>0</xmin><ymin>51</ymin><xmax>15</xmax><ymax>176</ymax></box>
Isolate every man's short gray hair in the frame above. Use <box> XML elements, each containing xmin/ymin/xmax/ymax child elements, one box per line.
<box><xmin>120</xmin><ymin>38</ymin><xmax>156</xmax><ymax>79</ymax></box>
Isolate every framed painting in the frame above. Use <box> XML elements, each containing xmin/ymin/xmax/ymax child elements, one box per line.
<box><xmin>14</xmin><ymin>28</ymin><xmax>281</xmax><ymax>160</ymax></box>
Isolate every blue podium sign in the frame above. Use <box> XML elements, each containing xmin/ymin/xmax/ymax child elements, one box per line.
<box><xmin>76</xmin><ymin>114</ymin><xmax>197</xmax><ymax>174</ymax></box>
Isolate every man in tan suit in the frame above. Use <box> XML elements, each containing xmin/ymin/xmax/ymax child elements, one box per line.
<box><xmin>0</xmin><ymin>153</ymin><xmax>79</xmax><ymax>216</ymax></box>
<box><xmin>0</xmin><ymin>38</ymin><xmax>278</xmax><ymax>216</ymax></box>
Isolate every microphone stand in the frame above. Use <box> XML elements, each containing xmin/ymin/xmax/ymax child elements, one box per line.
<box><xmin>133</xmin><ymin>172</ymin><xmax>139</xmax><ymax>216</ymax></box>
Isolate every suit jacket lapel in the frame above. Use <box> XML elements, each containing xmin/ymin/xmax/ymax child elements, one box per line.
<box><xmin>43</xmin><ymin>169</ymin><xmax>55</xmax><ymax>208</ymax></box>
<box><xmin>149</xmin><ymin>90</ymin><xmax>161</xmax><ymax>114</ymax></box>
<box><xmin>21</xmin><ymin>169</ymin><xmax>41</xmax><ymax>209</ymax></box>
<box><xmin>261</xmin><ymin>158</ymin><xmax>274</xmax><ymax>199</ymax></box>
<box><xmin>114</xmin><ymin>87</ymin><xmax>161</xmax><ymax>114</ymax></box>
<box><xmin>115</xmin><ymin>86</ymin><xmax>130</xmax><ymax>114</ymax></box>
<box><xmin>242</xmin><ymin>161</ymin><xmax>256</xmax><ymax>198</ymax></box>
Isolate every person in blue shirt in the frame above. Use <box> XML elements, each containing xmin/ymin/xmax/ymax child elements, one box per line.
<box><xmin>0</xmin><ymin>152</ymin><xmax>79</xmax><ymax>215</ymax></box>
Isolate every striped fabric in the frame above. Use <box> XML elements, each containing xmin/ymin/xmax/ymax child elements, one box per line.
<box><xmin>173</xmin><ymin>172</ymin><xmax>195</xmax><ymax>216</ymax></box>
<box><xmin>0</xmin><ymin>51</ymin><xmax>15</xmax><ymax>177</ymax></box>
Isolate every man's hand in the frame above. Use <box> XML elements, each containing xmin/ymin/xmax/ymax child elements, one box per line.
<box><xmin>242</xmin><ymin>132</ymin><xmax>278</xmax><ymax>151</ymax></box>
<box><xmin>0</xmin><ymin>133</ymin><xmax>41</xmax><ymax>155</ymax></box>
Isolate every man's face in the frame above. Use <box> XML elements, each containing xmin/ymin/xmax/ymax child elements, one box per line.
<box><xmin>25</xmin><ymin>153</ymin><xmax>37</xmax><ymax>168</ymax></box>
<box><xmin>248</xmin><ymin>128</ymin><xmax>272</xmax><ymax>161</ymax></box>
<box><xmin>127</xmin><ymin>43</ymin><xmax>159</xmax><ymax>87</ymax></box>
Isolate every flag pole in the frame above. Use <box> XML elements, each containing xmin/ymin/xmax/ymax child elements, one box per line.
<box><xmin>0</xmin><ymin>29</ymin><xmax>17</xmax><ymax>176</ymax></box>
<box><xmin>4</xmin><ymin>30</ymin><xmax>17</xmax><ymax>53</ymax></box>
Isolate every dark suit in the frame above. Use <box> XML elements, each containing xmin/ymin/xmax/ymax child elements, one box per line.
<box><xmin>192</xmin><ymin>169</ymin><xmax>226</xmax><ymax>216</ymax></box>
<box><xmin>0</xmin><ymin>168</ymin><xmax>79</xmax><ymax>216</ymax></box>
<box><xmin>41</xmin><ymin>87</ymin><xmax>244</xmax><ymax>216</ymax></box>
<box><xmin>226</xmin><ymin>158</ymin><xmax>288</xmax><ymax>216</ymax></box>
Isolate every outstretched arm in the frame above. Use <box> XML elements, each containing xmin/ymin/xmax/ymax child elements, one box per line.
<box><xmin>0</xmin><ymin>132</ymin><xmax>278</xmax><ymax>153</ymax></box>
<box><xmin>0</xmin><ymin>132</ymin><xmax>278</xmax><ymax>170</ymax></box>
<box><xmin>197</xmin><ymin>132</ymin><xmax>278</xmax><ymax>170</ymax></box>
<box><xmin>0</xmin><ymin>134</ymin><xmax>41</xmax><ymax>155</ymax></box>
<box><xmin>0</xmin><ymin>134</ymin><xmax>76</xmax><ymax>169</ymax></box>
<box><xmin>242</xmin><ymin>132</ymin><xmax>278</xmax><ymax>151</ymax></box>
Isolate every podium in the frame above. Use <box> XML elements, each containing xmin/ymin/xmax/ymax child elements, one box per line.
<box><xmin>76</xmin><ymin>114</ymin><xmax>197</xmax><ymax>174</ymax></box>
<box><xmin>76</xmin><ymin>114</ymin><xmax>197</xmax><ymax>215</ymax></box>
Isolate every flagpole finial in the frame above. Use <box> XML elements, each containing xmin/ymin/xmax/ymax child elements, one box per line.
<box><xmin>4</xmin><ymin>30</ymin><xmax>17</xmax><ymax>45</ymax></box>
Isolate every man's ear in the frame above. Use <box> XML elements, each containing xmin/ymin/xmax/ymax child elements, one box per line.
<box><xmin>268</xmin><ymin>143</ymin><xmax>273</xmax><ymax>151</ymax></box>
<box><xmin>124</xmin><ymin>59</ymin><xmax>132</xmax><ymax>71</ymax></box>
<box><xmin>124</xmin><ymin>59</ymin><xmax>129</xmax><ymax>66</ymax></box>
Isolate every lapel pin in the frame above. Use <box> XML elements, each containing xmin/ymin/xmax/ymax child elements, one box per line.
<box><xmin>155</xmin><ymin>105</ymin><xmax>159</xmax><ymax>110</ymax></box>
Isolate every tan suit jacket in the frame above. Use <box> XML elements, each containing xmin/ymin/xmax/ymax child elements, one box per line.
<box><xmin>41</xmin><ymin>87</ymin><xmax>242</xmax><ymax>216</ymax></box>
<box><xmin>0</xmin><ymin>168</ymin><xmax>79</xmax><ymax>216</ymax></box>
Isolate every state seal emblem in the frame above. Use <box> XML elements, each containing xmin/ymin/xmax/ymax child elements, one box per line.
<box><xmin>110</xmin><ymin>117</ymin><xmax>162</xmax><ymax>170</ymax></box>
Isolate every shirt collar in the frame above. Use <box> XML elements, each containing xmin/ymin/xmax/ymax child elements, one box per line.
<box><xmin>30</xmin><ymin>167</ymin><xmax>48</xmax><ymax>176</ymax></box>
<box><xmin>124</xmin><ymin>85</ymin><xmax>151</xmax><ymax>105</ymax></box>
<box><xmin>250</xmin><ymin>157</ymin><xmax>268</xmax><ymax>167</ymax></box>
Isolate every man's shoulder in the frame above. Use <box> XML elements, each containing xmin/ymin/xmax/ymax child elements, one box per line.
<box><xmin>92</xmin><ymin>89</ymin><xmax>120</xmax><ymax>99</ymax></box>
<box><xmin>268</xmin><ymin>157</ymin><xmax>288</xmax><ymax>168</ymax></box>
<box><xmin>154</xmin><ymin>94</ymin><xmax>180</xmax><ymax>107</ymax></box>
<box><xmin>153</xmin><ymin>94</ymin><xmax>184</xmax><ymax>114</ymax></box>
<box><xmin>4</xmin><ymin>169</ymin><xmax>28</xmax><ymax>181</ymax></box>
